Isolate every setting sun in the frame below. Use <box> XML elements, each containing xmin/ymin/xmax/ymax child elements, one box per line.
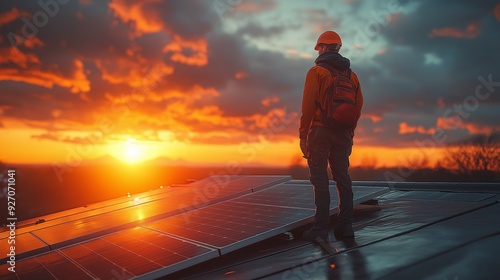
<box><xmin>114</xmin><ymin>138</ymin><xmax>150</xmax><ymax>164</ymax></box>
<box><xmin>125</xmin><ymin>139</ymin><xmax>141</xmax><ymax>163</ymax></box>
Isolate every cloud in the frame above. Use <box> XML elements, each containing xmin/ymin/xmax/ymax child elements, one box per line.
<box><xmin>399</xmin><ymin>122</ymin><xmax>435</xmax><ymax>135</ymax></box>
<box><xmin>495</xmin><ymin>3</ymin><xmax>500</xmax><ymax>22</ymax></box>
<box><xmin>302</xmin><ymin>9</ymin><xmax>338</xmax><ymax>33</ymax></box>
<box><xmin>0</xmin><ymin>7</ymin><xmax>30</xmax><ymax>26</ymax></box>
<box><xmin>0</xmin><ymin>0</ymin><xmax>499</xmax><ymax>151</ymax></box>
<box><xmin>347</xmin><ymin>0</ymin><xmax>500</xmax><ymax>147</ymax></box>
<box><xmin>109</xmin><ymin>0</ymin><xmax>220</xmax><ymax>38</ymax></box>
<box><xmin>232</xmin><ymin>0</ymin><xmax>277</xmax><ymax>13</ymax></box>
<box><xmin>108</xmin><ymin>0</ymin><xmax>165</xmax><ymax>34</ymax></box>
<box><xmin>237</xmin><ymin>22</ymin><xmax>286</xmax><ymax>38</ymax></box>
<box><xmin>162</xmin><ymin>36</ymin><xmax>208</xmax><ymax>66</ymax></box>
<box><xmin>0</xmin><ymin>57</ymin><xmax>90</xmax><ymax>93</ymax></box>
<box><xmin>429</xmin><ymin>21</ymin><xmax>481</xmax><ymax>39</ymax></box>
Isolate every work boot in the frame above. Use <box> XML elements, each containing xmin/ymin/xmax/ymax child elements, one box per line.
<box><xmin>333</xmin><ymin>223</ymin><xmax>354</xmax><ymax>239</ymax></box>
<box><xmin>302</xmin><ymin>228</ymin><xmax>329</xmax><ymax>242</ymax></box>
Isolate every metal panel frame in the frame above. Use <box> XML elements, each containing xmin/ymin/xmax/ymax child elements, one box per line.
<box><xmin>132</xmin><ymin>248</ymin><xmax>218</xmax><ymax>280</ymax></box>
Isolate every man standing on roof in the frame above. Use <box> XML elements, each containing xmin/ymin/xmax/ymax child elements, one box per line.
<box><xmin>300</xmin><ymin>31</ymin><xmax>363</xmax><ymax>241</ymax></box>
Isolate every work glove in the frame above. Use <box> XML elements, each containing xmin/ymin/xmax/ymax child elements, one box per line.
<box><xmin>300</xmin><ymin>138</ymin><xmax>308</xmax><ymax>158</ymax></box>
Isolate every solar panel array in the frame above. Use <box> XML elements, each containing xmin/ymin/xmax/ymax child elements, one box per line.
<box><xmin>0</xmin><ymin>176</ymin><xmax>389</xmax><ymax>279</ymax></box>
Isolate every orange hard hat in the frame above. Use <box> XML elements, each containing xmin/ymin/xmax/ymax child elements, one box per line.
<box><xmin>314</xmin><ymin>31</ymin><xmax>342</xmax><ymax>50</ymax></box>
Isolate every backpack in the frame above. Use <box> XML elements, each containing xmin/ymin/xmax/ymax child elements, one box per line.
<box><xmin>317</xmin><ymin>63</ymin><xmax>359</xmax><ymax>130</ymax></box>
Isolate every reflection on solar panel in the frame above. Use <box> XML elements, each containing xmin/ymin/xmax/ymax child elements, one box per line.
<box><xmin>145</xmin><ymin>201</ymin><xmax>315</xmax><ymax>254</ymax></box>
<box><xmin>0</xmin><ymin>227</ymin><xmax>217</xmax><ymax>280</ymax></box>
<box><xmin>0</xmin><ymin>175</ymin><xmax>290</xmax><ymax>261</ymax></box>
<box><xmin>0</xmin><ymin>176</ymin><xmax>389</xmax><ymax>279</ymax></box>
<box><xmin>145</xmin><ymin>184</ymin><xmax>388</xmax><ymax>255</ymax></box>
<box><xmin>233</xmin><ymin>182</ymin><xmax>389</xmax><ymax>210</ymax></box>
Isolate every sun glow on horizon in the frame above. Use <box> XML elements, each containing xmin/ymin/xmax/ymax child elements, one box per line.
<box><xmin>125</xmin><ymin>138</ymin><xmax>141</xmax><ymax>163</ymax></box>
<box><xmin>114</xmin><ymin>138</ymin><xmax>156</xmax><ymax>164</ymax></box>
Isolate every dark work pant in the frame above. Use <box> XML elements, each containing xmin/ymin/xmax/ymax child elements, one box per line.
<box><xmin>307</xmin><ymin>126</ymin><xmax>353</xmax><ymax>229</ymax></box>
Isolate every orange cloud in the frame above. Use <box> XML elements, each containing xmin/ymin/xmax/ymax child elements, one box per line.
<box><xmin>0</xmin><ymin>8</ymin><xmax>30</xmax><ymax>26</ymax></box>
<box><xmin>95</xmin><ymin>55</ymin><xmax>173</xmax><ymax>88</ymax></box>
<box><xmin>101</xmin><ymin>83</ymin><xmax>298</xmax><ymax>145</ymax></box>
<box><xmin>0</xmin><ymin>59</ymin><xmax>90</xmax><ymax>93</ymax></box>
<box><xmin>249</xmin><ymin>108</ymin><xmax>298</xmax><ymax>130</ymax></box>
<box><xmin>109</xmin><ymin>0</ymin><xmax>164</xmax><ymax>34</ymax></box>
<box><xmin>437</xmin><ymin>117</ymin><xmax>500</xmax><ymax>135</ymax></box>
<box><xmin>363</xmin><ymin>114</ymin><xmax>382</xmax><ymax>123</ymax></box>
<box><xmin>163</xmin><ymin>36</ymin><xmax>208</xmax><ymax>66</ymax></box>
<box><xmin>23</xmin><ymin>37</ymin><xmax>44</xmax><ymax>49</ymax></box>
<box><xmin>429</xmin><ymin>22</ymin><xmax>481</xmax><ymax>39</ymax></box>
<box><xmin>0</xmin><ymin>47</ymin><xmax>40</xmax><ymax>68</ymax></box>
<box><xmin>235</xmin><ymin>71</ymin><xmax>247</xmax><ymax>79</ymax></box>
<box><xmin>436</xmin><ymin>116</ymin><xmax>456</xmax><ymax>130</ymax></box>
<box><xmin>399</xmin><ymin>122</ymin><xmax>435</xmax><ymax>135</ymax></box>
<box><xmin>233</xmin><ymin>0</ymin><xmax>277</xmax><ymax>13</ymax></box>
<box><xmin>286</xmin><ymin>49</ymin><xmax>312</xmax><ymax>59</ymax></box>
<box><xmin>462</xmin><ymin>123</ymin><xmax>496</xmax><ymax>135</ymax></box>
<box><xmin>261</xmin><ymin>96</ymin><xmax>280</xmax><ymax>107</ymax></box>
<box><xmin>495</xmin><ymin>3</ymin><xmax>500</xmax><ymax>22</ymax></box>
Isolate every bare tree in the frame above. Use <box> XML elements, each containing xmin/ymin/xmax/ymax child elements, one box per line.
<box><xmin>443</xmin><ymin>135</ymin><xmax>500</xmax><ymax>181</ymax></box>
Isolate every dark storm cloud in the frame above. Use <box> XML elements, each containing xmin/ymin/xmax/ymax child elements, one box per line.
<box><xmin>159</xmin><ymin>29</ymin><xmax>309</xmax><ymax>117</ymax></box>
<box><xmin>237</xmin><ymin>22</ymin><xmax>286</xmax><ymax>38</ymax></box>
<box><xmin>351</xmin><ymin>0</ymin><xmax>500</xmax><ymax>146</ymax></box>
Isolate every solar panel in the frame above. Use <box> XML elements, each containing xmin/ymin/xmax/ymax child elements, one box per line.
<box><xmin>0</xmin><ymin>227</ymin><xmax>218</xmax><ymax>280</ymax></box>
<box><xmin>0</xmin><ymin>232</ymin><xmax>50</xmax><ymax>263</ymax></box>
<box><xmin>0</xmin><ymin>251</ymin><xmax>94</xmax><ymax>280</ymax></box>
<box><xmin>377</xmin><ymin>190</ymin><xmax>496</xmax><ymax>202</ymax></box>
<box><xmin>1</xmin><ymin>175</ymin><xmax>244</xmax><ymax>237</ymax></box>
<box><xmin>232</xmin><ymin>183</ymin><xmax>321</xmax><ymax>209</ymax></box>
<box><xmin>1</xmin><ymin>175</ymin><xmax>290</xmax><ymax>263</ymax></box>
<box><xmin>0</xmin><ymin>176</ymin><xmax>389</xmax><ymax>279</ymax></box>
<box><xmin>169</xmin><ymin>175</ymin><xmax>243</xmax><ymax>188</ymax></box>
<box><xmin>233</xmin><ymin>183</ymin><xmax>389</xmax><ymax>210</ymax></box>
<box><xmin>0</xmin><ymin>184</ymin><xmax>185</xmax><ymax>238</ymax></box>
<box><xmin>144</xmin><ymin>201</ymin><xmax>315</xmax><ymax>254</ymax></box>
<box><xmin>144</xmin><ymin>185</ymin><xmax>389</xmax><ymax>255</ymax></box>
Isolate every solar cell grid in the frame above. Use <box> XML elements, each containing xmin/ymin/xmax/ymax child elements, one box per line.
<box><xmin>28</xmin><ymin>181</ymin><xmax>260</xmax><ymax>250</ymax></box>
<box><xmin>82</xmin><ymin>239</ymin><xmax>162</xmax><ymax>276</ymax></box>
<box><xmin>0</xmin><ymin>227</ymin><xmax>218</xmax><ymax>280</ymax></box>
<box><xmin>0</xmin><ymin>232</ymin><xmax>50</xmax><ymax>264</ymax></box>
<box><xmin>6</xmin><ymin>175</ymin><xmax>289</xmax><ymax>263</ymax></box>
<box><xmin>233</xmin><ymin>183</ymin><xmax>339</xmax><ymax>209</ymax></box>
<box><xmin>144</xmin><ymin>201</ymin><xmax>315</xmax><ymax>253</ymax></box>
<box><xmin>4</xmin><ymin>184</ymin><xmax>187</xmax><ymax>238</ymax></box>
<box><xmin>0</xmin><ymin>252</ymin><xmax>94</xmax><ymax>280</ymax></box>
<box><xmin>60</xmin><ymin>244</ymin><xmax>126</xmax><ymax>279</ymax></box>
<box><xmin>0</xmin><ymin>176</ymin><xmax>390</xmax><ymax>280</ymax></box>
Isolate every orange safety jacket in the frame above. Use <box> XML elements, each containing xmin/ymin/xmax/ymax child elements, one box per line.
<box><xmin>299</xmin><ymin>65</ymin><xmax>364</xmax><ymax>139</ymax></box>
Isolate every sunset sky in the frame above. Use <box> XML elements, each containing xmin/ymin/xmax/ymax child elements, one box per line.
<box><xmin>1</xmin><ymin>0</ymin><xmax>499</xmax><ymax>168</ymax></box>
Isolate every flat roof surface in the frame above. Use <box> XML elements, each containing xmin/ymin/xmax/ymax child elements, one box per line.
<box><xmin>1</xmin><ymin>177</ymin><xmax>499</xmax><ymax>279</ymax></box>
<box><xmin>171</xmin><ymin>181</ymin><xmax>500</xmax><ymax>280</ymax></box>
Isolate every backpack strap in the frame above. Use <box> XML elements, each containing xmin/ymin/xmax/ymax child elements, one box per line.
<box><xmin>317</xmin><ymin>63</ymin><xmax>338</xmax><ymax>78</ymax></box>
<box><xmin>315</xmin><ymin>63</ymin><xmax>332</xmax><ymax>111</ymax></box>
<box><xmin>317</xmin><ymin>63</ymin><xmax>352</xmax><ymax>80</ymax></box>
